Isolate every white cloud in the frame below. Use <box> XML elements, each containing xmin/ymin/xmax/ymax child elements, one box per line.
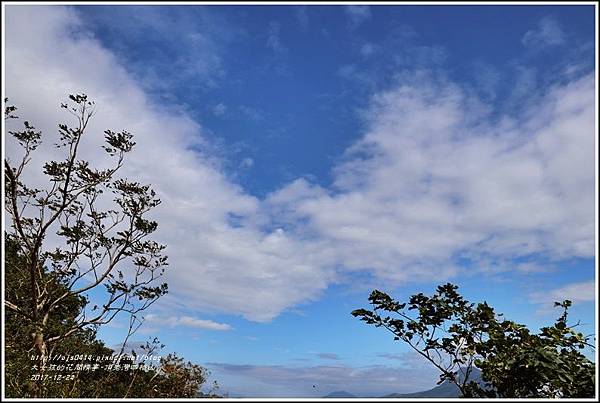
<box><xmin>530</xmin><ymin>280</ymin><xmax>596</xmax><ymax>307</ymax></box>
<box><xmin>522</xmin><ymin>17</ymin><xmax>566</xmax><ymax>49</ymax></box>
<box><xmin>4</xmin><ymin>5</ymin><xmax>332</xmax><ymax>323</ymax></box>
<box><xmin>4</xmin><ymin>6</ymin><xmax>595</xmax><ymax>325</ymax></box>
<box><xmin>344</xmin><ymin>6</ymin><xmax>371</xmax><ymax>28</ymax></box>
<box><xmin>145</xmin><ymin>314</ymin><xmax>232</xmax><ymax>331</ymax></box>
<box><xmin>269</xmin><ymin>70</ymin><xmax>594</xmax><ymax>285</ymax></box>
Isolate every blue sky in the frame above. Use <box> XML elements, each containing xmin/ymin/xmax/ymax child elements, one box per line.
<box><xmin>4</xmin><ymin>3</ymin><xmax>596</xmax><ymax>398</ymax></box>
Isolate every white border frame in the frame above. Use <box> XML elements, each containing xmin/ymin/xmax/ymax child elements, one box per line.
<box><xmin>1</xmin><ymin>1</ymin><xmax>598</xmax><ymax>401</ymax></box>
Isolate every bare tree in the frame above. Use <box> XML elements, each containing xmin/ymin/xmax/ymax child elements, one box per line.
<box><xmin>4</xmin><ymin>95</ymin><xmax>168</xmax><ymax>397</ymax></box>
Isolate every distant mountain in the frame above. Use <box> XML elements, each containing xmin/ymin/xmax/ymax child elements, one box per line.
<box><xmin>384</xmin><ymin>381</ymin><xmax>460</xmax><ymax>398</ymax></box>
<box><xmin>323</xmin><ymin>390</ymin><xmax>356</xmax><ymax>398</ymax></box>
<box><xmin>384</xmin><ymin>368</ymin><xmax>484</xmax><ymax>398</ymax></box>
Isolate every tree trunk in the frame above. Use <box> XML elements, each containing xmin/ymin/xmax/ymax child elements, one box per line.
<box><xmin>30</xmin><ymin>331</ymin><xmax>47</xmax><ymax>398</ymax></box>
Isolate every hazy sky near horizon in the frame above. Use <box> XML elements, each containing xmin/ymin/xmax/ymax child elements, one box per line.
<box><xmin>3</xmin><ymin>3</ymin><xmax>596</xmax><ymax>397</ymax></box>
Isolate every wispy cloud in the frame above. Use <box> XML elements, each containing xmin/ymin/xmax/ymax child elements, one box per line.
<box><xmin>507</xmin><ymin>64</ymin><xmax>538</xmax><ymax>106</ymax></box>
<box><xmin>530</xmin><ymin>281</ymin><xmax>596</xmax><ymax>307</ymax></box>
<box><xmin>264</xmin><ymin>21</ymin><xmax>290</xmax><ymax>75</ymax></box>
<box><xmin>294</xmin><ymin>6</ymin><xmax>309</xmax><ymax>31</ymax></box>
<box><xmin>213</xmin><ymin>102</ymin><xmax>227</xmax><ymax>116</ymax></box>
<box><xmin>515</xmin><ymin>262</ymin><xmax>554</xmax><ymax>274</ymax></box>
<box><xmin>239</xmin><ymin>105</ymin><xmax>265</xmax><ymax>122</ymax></box>
<box><xmin>336</xmin><ymin>25</ymin><xmax>447</xmax><ymax>93</ymax></box>
<box><xmin>377</xmin><ymin>353</ymin><xmax>411</xmax><ymax>362</ymax></box>
<box><xmin>145</xmin><ymin>314</ymin><xmax>232</xmax><ymax>331</ymax></box>
<box><xmin>266</xmin><ymin>21</ymin><xmax>286</xmax><ymax>53</ymax></box>
<box><xmin>73</xmin><ymin>6</ymin><xmax>233</xmax><ymax>93</ymax></box>
<box><xmin>522</xmin><ymin>17</ymin><xmax>566</xmax><ymax>48</ymax></box>
<box><xmin>377</xmin><ymin>351</ymin><xmax>432</xmax><ymax>369</ymax></box>
<box><xmin>393</xmin><ymin>44</ymin><xmax>447</xmax><ymax>67</ymax></box>
<box><xmin>316</xmin><ymin>353</ymin><xmax>340</xmax><ymax>360</ymax></box>
<box><xmin>360</xmin><ymin>42</ymin><xmax>377</xmax><ymax>58</ymax></box>
<box><xmin>344</xmin><ymin>6</ymin><xmax>371</xmax><ymax>29</ymax></box>
<box><xmin>470</xmin><ymin>61</ymin><xmax>502</xmax><ymax>100</ymax></box>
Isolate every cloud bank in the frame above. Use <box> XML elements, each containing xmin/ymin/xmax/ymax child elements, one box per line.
<box><xmin>207</xmin><ymin>361</ymin><xmax>437</xmax><ymax>397</ymax></box>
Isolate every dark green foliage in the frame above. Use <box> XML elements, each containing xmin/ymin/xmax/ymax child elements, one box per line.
<box><xmin>149</xmin><ymin>353</ymin><xmax>211</xmax><ymax>398</ymax></box>
<box><xmin>4</xmin><ymin>241</ymin><xmax>211</xmax><ymax>398</ymax></box>
<box><xmin>4</xmin><ymin>235</ymin><xmax>114</xmax><ymax>397</ymax></box>
<box><xmin>352</xmin><ymin>283</ymin><xmax>595</xmax><ymax>398</ymax></box>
